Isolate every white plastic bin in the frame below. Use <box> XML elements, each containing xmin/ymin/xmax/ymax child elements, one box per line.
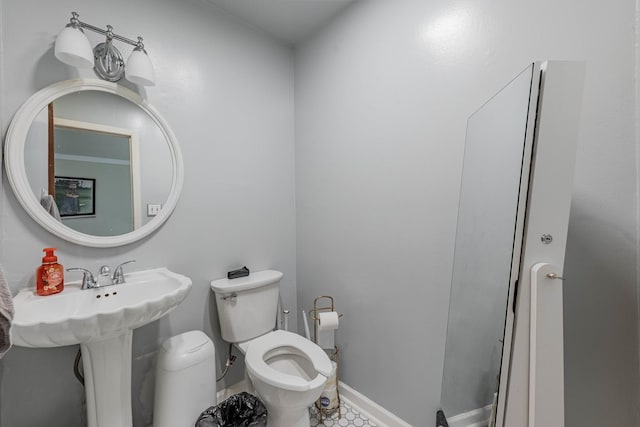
<box><xmin>154</xmin><ymin>330</ymin><xmax>216</xmax><ymax>427</ymax></box>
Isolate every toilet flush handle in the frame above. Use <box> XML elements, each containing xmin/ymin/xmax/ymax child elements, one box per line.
<box><xmin>221</xmin><ymin>292</ymin><xmax>237</xmax><ymax>302</ymax></box>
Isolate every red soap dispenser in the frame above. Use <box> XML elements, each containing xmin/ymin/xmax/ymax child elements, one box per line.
<box><xmin>36</xmin><ymin>248</ymin><xmax>64</xmax><ymax>296</ymax></box>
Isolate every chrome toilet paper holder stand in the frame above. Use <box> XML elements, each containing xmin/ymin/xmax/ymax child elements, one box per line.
<box><xmin>309</xmin><ymin>295</ymin><xmax>344</xmax><ymax>420</ymax></box>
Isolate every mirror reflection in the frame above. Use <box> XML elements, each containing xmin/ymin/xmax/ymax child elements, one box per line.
<box><xmin>24</xmin><ymin>90</ymin><xmax>173</xmax><ymax>237</ymax></box>
<box><xmin>440</xmin><ymin>65</ymin><xmax>534</xmax><ymax>423</ymax></box>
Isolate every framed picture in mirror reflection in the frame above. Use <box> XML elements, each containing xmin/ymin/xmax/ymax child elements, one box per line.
<box><xmin>54</xmin><ymin>176</ymin><xmax>95</xmax><ymax>217</ymax></box>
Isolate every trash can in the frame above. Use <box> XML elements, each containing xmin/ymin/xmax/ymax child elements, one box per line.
<box><xmin>195</xmin><ymin>392</ymin><xmax>267</xmax><ymax>427</ymax></box>
<box><xmin>154</xmin><ymin>331</ymin><xmax>216</xmax><ymax>427</ymax></box>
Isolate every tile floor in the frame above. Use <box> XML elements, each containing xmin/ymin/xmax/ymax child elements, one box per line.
<box><xmin>218</xmin><ymin>380</ymin><xmax>385</xmax><ymax>426</ymax></box>
<box><xmin>309</xmin><ymin>401</ymin><xmax>379</xmax><ymax>427</ymax></box>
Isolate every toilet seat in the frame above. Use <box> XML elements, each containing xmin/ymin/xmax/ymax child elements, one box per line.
<box><xmin>245</xmin><ymin>330</ymin><xmax>332</xmax><ymax>392</ymax></box>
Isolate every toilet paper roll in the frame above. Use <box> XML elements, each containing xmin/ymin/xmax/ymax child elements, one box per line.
<box><xmin>317</xmin><ymin>311</ymin><xmax>340</xmax><ymax>331</ymax></box>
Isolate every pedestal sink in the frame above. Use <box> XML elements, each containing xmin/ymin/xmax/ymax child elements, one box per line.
<box><xmin>11</xmin><ymin>267</ymin><xmax>192</xmax><ymax>427</ymax></box>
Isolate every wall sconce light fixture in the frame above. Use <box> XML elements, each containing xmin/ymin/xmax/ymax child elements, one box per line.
<box><xmin>55</xmin><ymin>12</ymin><xmax>155</xmax><ymax>86</ymax></box>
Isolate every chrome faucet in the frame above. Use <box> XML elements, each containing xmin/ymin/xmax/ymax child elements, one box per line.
<box><xmin>67</xmin><ymin>260</ymin><xmax>136</xmax><ymax>289</ymax></box>
<box><xmin>112</xmin><ymin>260</ymin><xmax>136</xmax><ymax>284</ymax></box>
<box><xmin>66</xmin><ymin>267</ymin><xmax>98</xmax><ymax>290</ymax></box>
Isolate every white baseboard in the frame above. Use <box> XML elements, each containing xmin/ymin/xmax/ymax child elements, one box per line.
<box><xmin>338</xmin><ymin>381</ymin><xmax>413</xmax><ymax>427</ymax></box>
<box><xmin>446</xmin><ymin>404</ymin><xmax>492</xmax><ymax>427</ymax></box>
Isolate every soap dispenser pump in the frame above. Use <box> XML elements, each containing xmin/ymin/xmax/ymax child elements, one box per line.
<box><xmin>36</xmin><ymin>247</ymin><xmax>64</xmax><ymax>296</ymax></box>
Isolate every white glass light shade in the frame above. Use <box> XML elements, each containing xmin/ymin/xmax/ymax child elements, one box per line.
<box><xmin>125</xmin><ymin>49</ymin><xmax>155</xmax><ymax>86</ymax></box>
<box><xmin>54</xmin><ymin>25</ymin><xmax>94</xmax><ymax>68</ymax></box>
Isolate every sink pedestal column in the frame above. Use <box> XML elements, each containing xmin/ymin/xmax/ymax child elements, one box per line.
<box><xmin>81</xmin><ymin>331</ymin><xmax>133</xmax><ymax>427</ymax></box>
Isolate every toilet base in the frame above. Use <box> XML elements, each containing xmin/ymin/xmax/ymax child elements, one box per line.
<box><xmin>265</xmin><ymin>404</ymin><xmax>311</xmax><ymax>427</ymax></box>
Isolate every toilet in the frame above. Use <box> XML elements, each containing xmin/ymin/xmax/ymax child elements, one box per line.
<box><xmin>211</xmin><ymin>270</ymin><xmax>332</xmax><ymax>427</ymax></box>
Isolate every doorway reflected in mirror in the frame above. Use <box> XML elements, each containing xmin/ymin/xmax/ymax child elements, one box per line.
<box><xmin>51</xmin><ymin>117</ymin><xmax>137</xmax><ymax>236</ymax></box>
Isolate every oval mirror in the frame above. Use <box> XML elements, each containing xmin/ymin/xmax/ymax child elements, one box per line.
<box><xmin>4</xmin><ymin>79</ymin><xmax>184</xmax><ymax>247</ymax></box>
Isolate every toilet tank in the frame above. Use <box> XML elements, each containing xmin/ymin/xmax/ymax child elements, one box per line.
<box><xmin>210</xmin><ymin>270</ymin><xmax>283</xmax><ymax>343</ymax></box>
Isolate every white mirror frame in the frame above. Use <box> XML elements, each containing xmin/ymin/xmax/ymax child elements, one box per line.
<box><xmin>4</xmin><ymin>79</ymin><xmax>184</xmax><ymax>248</ymax></box>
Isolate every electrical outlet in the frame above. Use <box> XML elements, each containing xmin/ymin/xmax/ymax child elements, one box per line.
<box><xmin>147</xmin><ymin>204</ymin><xmax>161</xmax><ymax>216</ymax></box>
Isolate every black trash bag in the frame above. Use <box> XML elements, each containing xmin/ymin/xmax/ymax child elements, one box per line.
<box><xmin>195</xmin><ymin>392</ymin><xmax>267</xmax><ymax>427</ymax></box>
<box><xmin>436</xmin><ymin>409</ymin><xmax>450</xmax><ymax>427</ymax></box>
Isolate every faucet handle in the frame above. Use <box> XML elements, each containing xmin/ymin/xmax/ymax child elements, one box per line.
<box><xmin>99</xmin><ymin>265</ymin><xmax>111</xmax><ymax>276</ymax></box>
<box><xmin>112</xmin><ymin>260</ymin><xmax>136</xmax><ymax>284</ymax></box>
<box><xmin>67</xmin><ymin>268</ymin><xmax>97</xmax><ymax>289</ymax></box>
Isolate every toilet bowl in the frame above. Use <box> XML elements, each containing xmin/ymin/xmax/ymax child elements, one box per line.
<box><xmin>244</xmin><ymin>330</ymin><xmax>332</xmax><ymax>427</ymax></box>
<box><xmin>211</xmin><ymin>270</ymin><xmax>332</xmax><ymax>427</ymax></box>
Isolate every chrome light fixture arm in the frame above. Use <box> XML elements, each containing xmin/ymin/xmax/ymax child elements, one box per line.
<box><xmin>68</xmin><ymin>12</ymin><xmax>141</xmax><ymax>50</ymax></box>
<box><xmin>59</xmin><ymin>12</ymin><xmax>153</xmax><ymax>85</ymax></box>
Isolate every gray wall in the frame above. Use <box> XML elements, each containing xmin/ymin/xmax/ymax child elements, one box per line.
<box><xmin>295</xmin><ymin>1</ymin><xmax>638</xmax><ymax>426</ymax></box>
<box><xmin>0</xmin><ymin>1</ymin><xmax>296</xmax><ymax>426</ymax></box>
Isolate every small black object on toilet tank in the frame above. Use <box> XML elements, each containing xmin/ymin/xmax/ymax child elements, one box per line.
<box><xmin>227</xmin><ymin>266</ymin><xmax>250</xmax><ymax>279</ymax></box>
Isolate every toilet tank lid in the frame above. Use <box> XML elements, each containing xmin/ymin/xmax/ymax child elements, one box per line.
<box><xmin>210</xmin><ymin>270</ymin><xmax>283</xmax><ymax>293</ymax></box>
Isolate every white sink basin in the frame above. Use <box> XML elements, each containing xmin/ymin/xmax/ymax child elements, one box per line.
<box><xmin>12</xmin><ymin>267</ymin><xmax>192</xmax><ymax>348</ymax></box>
